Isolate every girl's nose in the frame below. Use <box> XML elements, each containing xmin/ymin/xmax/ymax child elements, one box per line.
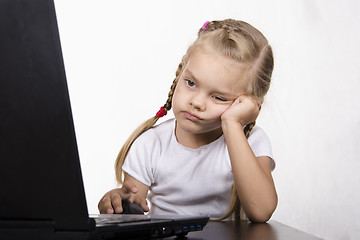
<box><xmin>190</xmin><ymin>93</ymin><xmax>206</xmax><ymax>111</ymax></box>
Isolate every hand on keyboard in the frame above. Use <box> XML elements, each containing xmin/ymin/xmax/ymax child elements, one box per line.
<box><xmin>98</xmin><ymin>180</ymin><xmax>149</xmax><ymax>214</ymax></box>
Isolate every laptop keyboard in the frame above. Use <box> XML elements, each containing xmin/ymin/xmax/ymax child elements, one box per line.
<box><xmin>91</xmin><ymin>214</ymin><xmax>151</xmax><ymax>225</ymax></box>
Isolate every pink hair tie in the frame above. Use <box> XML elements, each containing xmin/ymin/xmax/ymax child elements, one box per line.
<box><xmin>201</xmin><ymin>21</ymin><xmax>210</xmax><ymax>31</ymax></box>
<box><xmin>156</xmin><ymin>106</ymin><xmax>167</xmax><ymax>118</ymax></box>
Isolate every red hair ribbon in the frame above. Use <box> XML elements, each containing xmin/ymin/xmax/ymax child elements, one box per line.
<box><xmin>156</xmin><ymin>106</ymin><xmax>167</xmax><ymax>118</ymax></box>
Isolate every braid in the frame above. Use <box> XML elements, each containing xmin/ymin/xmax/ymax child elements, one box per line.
<box><xmin>163</xmin><ymin>59</ymin><xmax>186</xmax><ymax>111</ymax></box>
<box><xmin>198</xmin><ymin>20</ymin><xmax>225</xmax><ymax>33</ymax></box>
<box><xmin>115</xmin><ymin>58</ymin><xmax>186</xmax><ymax>184</ymax></box>
<box><xmin>244</xmin><ymin>121</ymin><xmax>256</xmax><ymax>138</ymax></box>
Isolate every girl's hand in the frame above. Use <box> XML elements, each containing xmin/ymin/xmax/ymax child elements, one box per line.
<box><xmin>221</xmin><ymin>95</ymin><xmax>260</xmax><ymax>127</ymax></box>
<box><xmin>98</xmin><ymin>180</ymin><xmax>149</xmax><ymax>214</ymax></box>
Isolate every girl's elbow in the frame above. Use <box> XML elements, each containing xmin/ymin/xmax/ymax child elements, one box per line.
<box><xmin>247</xmin><ymin>198</ymin><xmax>278</xmax><ymax>223</ymax></box>
<box><xmin>248</xmin><ymin>211</ymin><xmax>273</xmax><ymax>223</ymax></box>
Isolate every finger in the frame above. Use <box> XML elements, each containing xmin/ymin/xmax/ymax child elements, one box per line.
<box><xmin>98</xmin><ymin>196</ymin><xmax>114</xmax><ymax>214</ymax></box>
<box><xmin>122</xmin><ymin>181</ymin><xmax>138</xmax><ymax>194</ymax></box>
<box><xmin>136</xmin><ymin>198</ymin><xmax>150</xmax><ymax>212</ymax></box>
<box><xmin>236</xmin><ymin>94</ymin><xmax>248</xmax><ymax>103</ymax></box>
<box><xmin>247</xmin><ymin>95</ymin><xmax>261</xmax><ymax>107</ymax></box>
<box><xmin>240</xmin><ymin>95</ymin><xmax>253</xmax><ymax>102</ymax></box>
<box><xmin>111</xmin><ymin>193</ymin><xmax>124</xmax><ymax>214</ymax></box>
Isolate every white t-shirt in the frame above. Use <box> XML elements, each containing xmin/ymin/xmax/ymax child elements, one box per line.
<box><xmin>122</xmin><ymin>118</ymin><xmax>274</xmax><ymax>218</ymax></box>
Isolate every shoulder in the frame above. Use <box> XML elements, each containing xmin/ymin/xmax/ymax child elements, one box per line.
<box><xmin>132</xmin><ymin>118</ymin><xmax>175</xmax><ymax>150</ymax></box>
<box><xmin>247</xmin><ymin>125</ymin><xmax>275</xmax><ymax>170</ymax></box>
<box><xmin>152</xmin><ymin>118</ymin><xmax>175</xmax><ymax>136</ymax></box>
<box><xmin>123</xmin><ymin>119</ymin><xmax>175</xmax><ymax>186</ymax></box>
<box><xmin>151</xmin><ymin>118</ymin><xmax>175</xmax><ymax>145</ymax></box>
<box><xmin>135</xmin><ymin>118</ymin><xmax>174</xmax><ymax>140</ymax></box>
<box><xmin>248</xmin><ymin>125</ymin><xmax>270</xmax><ymax>144</ymax></box>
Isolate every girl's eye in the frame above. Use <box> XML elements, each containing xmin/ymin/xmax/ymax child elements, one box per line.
<box><xmin>213</xmin><ymin>96</ymin><xmax>228</xmax><ymax>102</ymax></box>
<box><xmin>185</xmin><ymin>80</ymin><xmax>196</xmax><ymax>88</ymax></box>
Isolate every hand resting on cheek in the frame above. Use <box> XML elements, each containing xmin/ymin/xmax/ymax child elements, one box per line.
<box><xmin>221</xmin><ymin>95</ymin><xmax>261</xmax><ymax>127</ymax></box>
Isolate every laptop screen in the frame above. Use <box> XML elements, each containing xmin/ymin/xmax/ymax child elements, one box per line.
<box><xmin>0</xmin><ymin>0</ymin><xmax>93</xmax><ymax>231</ymax></box>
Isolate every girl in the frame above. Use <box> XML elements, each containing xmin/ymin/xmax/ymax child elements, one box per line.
<box><xmin>98</xmin><ymin>19</ymin><xmax>277</xmax><ymax>222</ymax></box>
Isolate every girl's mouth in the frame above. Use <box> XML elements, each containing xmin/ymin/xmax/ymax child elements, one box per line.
<box><xmin>184</xmin><ymin>111</ymin><xmax>201</xmax><ymax>121</ymax></box>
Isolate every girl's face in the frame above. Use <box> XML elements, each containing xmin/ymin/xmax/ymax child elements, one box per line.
<box><xmin>172</xmin><ymin>47</ymin><xmax>246</xmax><ymax>143</ymax></box>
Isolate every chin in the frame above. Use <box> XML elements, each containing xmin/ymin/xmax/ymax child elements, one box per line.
<box><xmin>180</xmin><ymin>119</ymin><xmax>221</xmax><ymax>135</ymax></box>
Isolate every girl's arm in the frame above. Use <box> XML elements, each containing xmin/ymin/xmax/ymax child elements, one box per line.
<box><xmin>98</xmin><ymin>173</ymin><xmax>149</xmax><ymax>214</ymax></box>
<box><xmin>221</xmin><ymin>96</ymin><xmax>278</xmax><ymax>222</ymax></box>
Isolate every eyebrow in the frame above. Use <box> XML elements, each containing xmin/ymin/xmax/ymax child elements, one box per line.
<box><xmin>183</xmin><ymin>69</ymin><xmax>197</xmax><ymax>81</ymax></box>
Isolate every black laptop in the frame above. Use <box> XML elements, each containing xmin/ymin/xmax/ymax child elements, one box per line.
<box><xmin>0</xmin><ymin>0</ymin><xmax>208</xmax><ymax>239</ymax></box>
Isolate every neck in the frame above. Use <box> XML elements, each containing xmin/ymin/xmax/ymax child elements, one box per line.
<box><xmin>175</xmin><ymin>123</ymin><xmax>223</xmax><ymax>149</ymax></box>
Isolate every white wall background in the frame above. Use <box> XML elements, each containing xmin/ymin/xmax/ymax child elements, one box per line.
<box><xmin>54</xmin><ymin>0</ymin><xmax>360</xmax><ymax>239</ymax></box>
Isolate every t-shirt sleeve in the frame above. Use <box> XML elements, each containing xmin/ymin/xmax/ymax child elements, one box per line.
<box><xmin>122</xmin><ymin>129</ymin><xmax>160</xmax><ymax>186</ymax></box>
<box><xmin>247</xmin><ymin>126</ymin><xmax>276</xmax><ymax>171</ymax></box>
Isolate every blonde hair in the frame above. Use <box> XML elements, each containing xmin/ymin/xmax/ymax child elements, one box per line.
<box><xmin>115</xmin><ymin>19</ymin><xmax>274</xmax><ymax>220</ymax></box>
